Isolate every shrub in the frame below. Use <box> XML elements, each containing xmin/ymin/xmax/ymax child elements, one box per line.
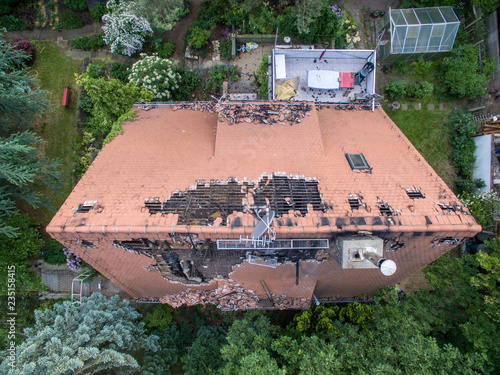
<box><xmin>392</xmin><ymin>61</ymin><xmax>408</xmax><ymax>75</ymax></box>
<box><xmin>128</xmin><ymin>54</ymin><xmax>181</xmax><ymax>100</ymax></box>
<box><xmin>460</xmin><ymin>192</ymin><xmax>499</xmax><ymax>228</ymax></box>
<box><xmin>91</xmin><ymin>1</ymin><xmax>108</xmax><ymax>22</ymax></box>
<box><xmin>255</xmin><ymin>54</ymin><xmax>268</xmax><ymax>99</ymax></box>
<box><xmin>64</xmin><ymin>0</ymin><xmax>88</xmax><ymax>11</ymax></box>
<box><xmin>6</xmin><ymin>36</ymin><xmax>35</xmax><ymax>61</ymax></box>
<box><xmin>0</xmin><ymin>15</ymin><xmax>27</xmax><ymax>31</ymax></box>
<box><xmin>47</xmin><ymin>0</ymin><xmax>55</xmax><ymax>12</ymax></box>
<box><xmin>78</xmin><ymin>96</ymin><xmax>93</xmax><ymax>114</ymax></box>
<box><xmin>86</xmin><ymin>62</ymin><xmax>105</xmax><ymax>78</ymax></box>
<box><xmin>440</xmin><ymin>44</ymin><xmax>496</xmax><ymax>99</ymax></box>
<box><xmin>70</xmin><ymin>34</ymin><xmax>105</xmax><ymax>50</ymax></box>
<box><xmin>58</xmin><ymin>9</ymin><xmax>83</xmax><ymax>30</ymax></box>
<box><xmin>172</xmin><ymin>67</ymin><xmax>201</xmax><ymax>101</ymax></box>
<box><xmin>220</xmin><ymin>38</ymin><xmax>233</xmax><ymax>61</ymax></box>
<box><xmin>187</xmin><ymin>27</ymin><xmax>211</xmax><ymax>49</ymax></box>
<box><xmin>411</xmin><ymin>56</ymin><xmax>435</xmax><ymax>77</ymax></box>
<box><xmin>406</xmin><ymin>81</ymin><xmax>433</xmax><ymax>99</ymax></box>
<box><xmin>447</xmin><ymin>109</ymin><xmax>483</xmax><ymax>194</ymax></box>
<box><xmin>109</xmin><ymin>62</ymin><xmax>130</xmax><ymax>82</ymax></box>
<box><xmin>204</xmin><ymin>64</ymin><xmax>237</xmax><ymax>94</ymax></box>
<box><xmin>43</xmin><ymin>240</ymin><xmax>66</xmax><ymax>265</ymax></box>
<box><xmin>154</xmin><ymin>40</ymin><xmax>176</xmax><ymax>58</ymax></box>
<box><xmin>384</xmin><ymin>79</ymin><xmax>407</xmax><ymax>101</ymax></box>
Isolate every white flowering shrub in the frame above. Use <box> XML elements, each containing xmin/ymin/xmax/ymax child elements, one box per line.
<box><xmin>128</xmin><ymin>54</ymin><xmax>181</xmax><ymax>100</ymax></box>
<box><xmin>102</xmin><ymin>0</ymin><xmax>153</xmax><ymax>56</ymax></box>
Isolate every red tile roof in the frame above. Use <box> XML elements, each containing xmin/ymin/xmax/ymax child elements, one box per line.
<box><xmin>46</xmin><ymin>103</ymin><xmax>480</xmax><ymax>305</ymax></box>
<box><xmin>48</xmin><ymin>104</ymin><xmax>479</xmax><ymax>236</ymax></box>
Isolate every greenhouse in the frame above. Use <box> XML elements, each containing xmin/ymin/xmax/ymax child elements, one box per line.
<box><xmin>376</xmin><ymin>6</ymin><xmax>460</xmax><ymax>62</ymax></box>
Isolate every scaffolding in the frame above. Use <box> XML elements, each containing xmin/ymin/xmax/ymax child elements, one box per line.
<box><xmin>71</xmin><ymin>270</ymin><xmax>92</xmax><ymax>305</ymax></box>
<box><xmin>377</xmin><ymin>6</ymin><xmax>460</xmax><ymax>62</ymax></box>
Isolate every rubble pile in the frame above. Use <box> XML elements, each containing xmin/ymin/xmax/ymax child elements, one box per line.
<box><xmin>314</xmin><ymin>249</ymin><xmax>330</xmax><ymax>261</ymax></box>
<box><xmin>161</xmin><ymin>282</ymin><xmax>260</xmax><ymax>309</ymax></box>
<box><xmin>218</xmin><ymin>103</ymin><xmax>313</xmax><ymax>125</ymax></box>
<box><xmin>270</xmin><ymin>293</ymin><xmax>311</xmax><ymax>309</ymax></box>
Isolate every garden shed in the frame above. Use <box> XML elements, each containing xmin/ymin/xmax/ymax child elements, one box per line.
<box><xmin>376</xmin><ymin>6</ymin><xmax>460</xmax><ymax>62</ymax></box>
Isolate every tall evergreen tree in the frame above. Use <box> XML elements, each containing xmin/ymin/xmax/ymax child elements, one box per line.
<box><xmin>0</xmin><ymin>131</ymin><xmax>62</xmax><ymax>237</ymax></box>
<box><xmin>0</xmin><ymin>33</ymin><xmax>49</xmax><ymax>131</ymax></box>
<box><xmin>0</xmin><ymin>293</ymin><xmax>159</xmax><ymax>374</ymax></box>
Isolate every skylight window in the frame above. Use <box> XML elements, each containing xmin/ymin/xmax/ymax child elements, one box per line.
<box><xmin>345</xmin><ymin>153</ymin><xmax>370</xmax><ymax>170</ymax></box>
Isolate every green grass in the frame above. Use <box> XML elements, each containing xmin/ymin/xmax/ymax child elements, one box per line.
<box><xmin>22</xmin><ymin>41</ymin><xmax>82</xmax><ymax>228</ymax></box>
<box><xmin>385</xmin><ymin>104</ymin><xmax>457</xmax><ymax>188</ymax></box>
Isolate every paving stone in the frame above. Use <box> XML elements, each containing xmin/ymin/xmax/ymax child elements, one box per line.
<box><xmin>427</xmin><ymin>103</ymin><xmax>434</xmax><ymax>110</ymax></box>
<box><xmin>439</xmin><ymin>103</ymin><xmax>446</xmax><ymax>111</ymax></box>
<box><xmin>401</xmin><ymin>103</ymin><xmax>408</xmax><ymax>111</ymax></box>
<box><xmin>414</xmin><ymin>103</ymin><xmax>422</xmax><ymax>110</ymax></box>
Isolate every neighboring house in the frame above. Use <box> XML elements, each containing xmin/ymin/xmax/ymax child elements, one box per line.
<box><xmin>47</xmin><ymin>102</ymin><xmax>480</xmax><ymax>309</ymax></box>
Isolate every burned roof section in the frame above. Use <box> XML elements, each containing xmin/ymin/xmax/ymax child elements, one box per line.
<box><xmin>144</xmin><ymin>174</ymin><xmax>325</xmax><ymax>225</ymax></box>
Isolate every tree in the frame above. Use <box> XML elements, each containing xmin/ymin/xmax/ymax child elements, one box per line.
<box><xmin>142</xmin><ymin>324</ymin><xmax>179</xmax><ymax>375</ymax></box>
<box><xmin>183</xmin><ymin>326</ymin><xmax>227</xmax><ymax>375</ymax></box>
<box><xmin>76</xmin><ymin>73</ymin><xmax>153</xmax><ymax>125</ymax></box>
<box><xmin>0</xmin><ymin>131</ymin><xmax>62</xmax><ymax>237</ymax></box>
<box><xmin>135</xmin><ymin>0</ymin><xmax>188</xmax><ymax>34</ymax></box>
<box><xmin>102</xmin><ymin>0</ymin><xmax>153</xmax><ymax>56</ymax></box>
<box><xmin>0</xmin><ymin>34</ymin><xmax>50</xmax><ymax>131</ymax></box>
<box><xmin>128</xmin><ymin>54</ymin><xmax>181</xmax><ymax>100</ymax></box>
<box><xmin>440</xmin><ymin>44</ymin><xmax>496</xmax><ymax>99</ymax></box>
<box><xmin>0</xmin><ymin>214</ymin><xmax>44</xmax><ymax>297</ymax></box>
<box><xmin>0</xmin><ymin>293</ymin><xmax>159</xmax><ymax>375</ymax></box>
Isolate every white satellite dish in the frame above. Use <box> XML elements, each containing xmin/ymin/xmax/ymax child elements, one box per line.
<box><xmin>251</xmin><ymin>210</ymin><xmax>275</xmax><ymax>239</ymax></box>
<box><xmin>379</xmin><ymin>259</ymin><xmax>397</xmax><ymax>276</ymax></box>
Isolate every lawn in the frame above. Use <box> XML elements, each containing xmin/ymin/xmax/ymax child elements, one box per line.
<box><xmin>384</xmin><ymin>104</ymin><xmax>456</xmax><ymax>188</ymax></box>
<box><xmin>21</xmin><ymin>41</ymin><xmax>82</xmax><ymax>228</ymax></box>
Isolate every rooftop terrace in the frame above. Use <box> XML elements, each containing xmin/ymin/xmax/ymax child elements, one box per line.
<box><xmin>272</xmin><ymin>48</ymin><xmax>377</xmax><ymax>104</ymax></box>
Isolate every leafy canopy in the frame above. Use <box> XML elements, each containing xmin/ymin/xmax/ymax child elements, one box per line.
<box><xmin>102</xmin><ymin>0</ymin><xmax>153</xmax><ymax>56</ymax></box>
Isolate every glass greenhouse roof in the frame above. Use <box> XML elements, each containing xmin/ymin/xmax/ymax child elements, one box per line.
<box><xmin>389</xmin><ymin>6</ymin><xmax>459</xmax><ymax>54</ymax></box>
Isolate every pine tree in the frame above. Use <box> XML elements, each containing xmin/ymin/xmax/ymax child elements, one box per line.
<box><xmin>0</xmin><ymin>293</ymin><xmax>159</xmax><ymax>374</ymax></box>
<box><xmin>0</xmin><ymin>131</ymin><xmax>62</xmax><ymax>237</ymax></box>
<box><xmin>0</xmin><ymin>33</ymin><xmax>49</xmax><ymax>131</ymax></box>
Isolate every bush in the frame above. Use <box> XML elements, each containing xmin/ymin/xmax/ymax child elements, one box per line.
<box><xmin>6</xmin><ymin>36</ymin><xmax>35</xmax><ymax>61</ymax></box>
<box><xmin>440</xmin><ymin>44</ymin><xmax>496</xmax><ymax>99</ymax></box>
<box><xmin>64</xmin><ymin>0</ymin><xmax>88</xmax><ymax>11</ymax></box>
<box><xmin>255</xmin><ymin>54</ymin><xmax>268</xmax><ymax>99</ymax></box>
<box><xmin>154</xmin><ymin>41</ymin><xmax>176</xmax><ymax>58</ymax></box>
<box><xmin>392</xmin><ymin>61</ymin><xmax>408</xmax><ymax>75</ymax></box>
<box><xmin>0</xmin><ymin>15</ymin><xmax>27</xmax><ymax>31</ymax></box>
<box><xmin>86</xmin><ymin>62</ymin><xmax>105</xmax><ymax>78</ymax></box>
<box><xmin>172</xmin><ymin>67</ymin><xmax>201</xmax><ymax>101</ymax></box>
<box><xmin>58</xmin><ymin>9</ymin><xmax>83</xmax><ymax>30</ymax></box>
<box><xmin>70</xmin><ymin>34</ymin><xmax>105</xmax><ymax>50</ymax></box>
<box><xmin>205</xmin><ymin>65</ymin><xmax>237</xmax><ymax>94</ymax></box>
<box><xmin>43</xmin><ymin>240</ymin><xmax>66</xmax><ymax>265</ymax></box>
<box><xmin>90</xmin><ymin>1</ymin><xmax>108</xmax><ymax>21</ymax></box>
<box><xmin>109</xmin><ymin>62</ymin><xmax>130</xmax><ymax>82</ymax></box>
<box><xmin>407</xmin><ymin>81</ymin><xmax>433</xmax><ymax>99</ymax></box>
<box><xmin>128</xmin><ymin>54</ymin><xmax>181</xmax><ymax>100</ymax></box>
<box><xmin>447</xmin><ymin>109</ymin><xmax>483</xmax><ymax>194</ymax></box>
<box><xmin>78</xmin><ymin>96</ymin><xmax>93</xmax><ymax>114</ymax></box>
<box><xmin>384</xmin><ymin>79</ymin><xmax>407</xmax><ymax>101</ymax></box>
<box><xmin>187</xmin><ymin>27</ymin><xmax>211</xmax><ymax>49</ymax></box>
<box><xmin>220</xmin><ymin>38</ymin><xmax>233</xmax><ymax>61</ymax></box>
